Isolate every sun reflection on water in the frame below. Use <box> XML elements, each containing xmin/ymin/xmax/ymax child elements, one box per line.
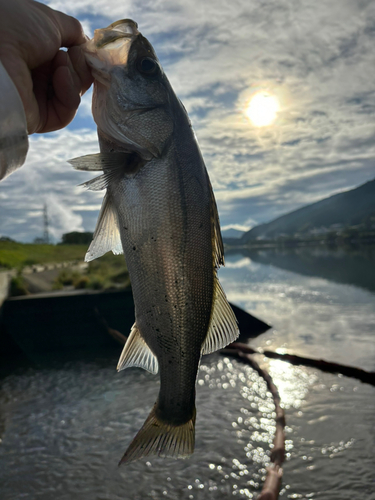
<box><xmin>267</xmin><ymin>358</ymin><xmax>317</xmax><ymax>410</ymax></box>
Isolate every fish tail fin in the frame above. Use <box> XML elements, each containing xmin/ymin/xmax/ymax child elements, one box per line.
<box><xmin>119</xmin><ymin>404</ymin><xmax>196</xmax><ymax>465</ymax></box>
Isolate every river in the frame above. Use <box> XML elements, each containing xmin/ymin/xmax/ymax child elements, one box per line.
<box><xmin>0</xmin><ymin>246</ymin><xmax>374</xmax><ymax>499</ymax></box>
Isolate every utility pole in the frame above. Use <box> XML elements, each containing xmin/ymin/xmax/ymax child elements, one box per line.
<box><xmin>43</xmin><ymin>203</ymin><xmax>50</xmax><ymax>244</ymax></box>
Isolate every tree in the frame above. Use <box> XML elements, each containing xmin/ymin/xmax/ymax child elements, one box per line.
<box><xmin>61</xmin><ymin>232</ymin><xmax>93</xmax><ymax>245</ymax></box>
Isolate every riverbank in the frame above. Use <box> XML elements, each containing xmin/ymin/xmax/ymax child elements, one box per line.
<box><xmin>223</xmin><ymin>229</ymin><xmax>375</xmax><ymax>250</ymax></box>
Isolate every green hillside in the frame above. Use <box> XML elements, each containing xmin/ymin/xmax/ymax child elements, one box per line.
<box><xmin>0</xmin><ymin>241</ymin><xmax>130</xmax><ymax>295</ymax></box>
<box><xmin>240</xmin><ymin>178</ymin><xmax>375</xmax><ymax>243</ymax></box>
<box><xmin>0</xmin><ymin>241</ymin><xmax>87</xmax><ymax>270</ymax></box>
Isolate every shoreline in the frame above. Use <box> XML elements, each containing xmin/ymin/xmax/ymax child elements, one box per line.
<box><xmin>224</xmin><ymin>237</ymin><xmax>375</xmax><ymax>251</ymax></box>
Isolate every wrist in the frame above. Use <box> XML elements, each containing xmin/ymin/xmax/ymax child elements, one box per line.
<box><xmin>0</xmin><ymin>60</ymin><xmax>29</xmax><ymax>180</ymax></box>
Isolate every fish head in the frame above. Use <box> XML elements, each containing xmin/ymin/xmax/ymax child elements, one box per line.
<box><xmin>84</xmin><ymin>20</ymin><xmax>177</xmax><ymax>160</ymax></box>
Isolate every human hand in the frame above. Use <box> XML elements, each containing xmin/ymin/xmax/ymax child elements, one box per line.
<box><xmin>0</xmin><ymin>0</ymin><xmax>93</xmax><ymax>134</ymax></box>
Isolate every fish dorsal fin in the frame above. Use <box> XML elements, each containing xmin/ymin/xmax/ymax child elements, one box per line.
<box><xmin>85</xmin><ymin>193</ymin><xmax>123</xmax><ymax>262</ymax></box>
<box><xmin>201</xmin><ymin>277</ymin><xmax>239</xmax><ymax>355</ymax></box>
<box><xmin>208</xmin><ymin>178</ymin><xmax>225</xmax><ymax>268</ymax></box>
<box><xmin>117</xmin><ymin>323</ymin><xmax>159</xmax><ymax>374</ymax></box>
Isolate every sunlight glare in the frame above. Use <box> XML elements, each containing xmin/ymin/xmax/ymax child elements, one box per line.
<box><xmin>246</xmin><ymin>92</ymin><xmax>279</xmax><ymax>127</ymax></box>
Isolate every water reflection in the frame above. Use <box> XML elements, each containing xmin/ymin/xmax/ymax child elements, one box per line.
<box><xmin>0</xmin><ymin>355</ymin><xmax>277</xmax><ymax>500</ymax></box>
<box><xmin>226</xmin><ymin>246</ymin><xmax>375</xmax><ymax>293</ymax></box>
<box><xmin>1</xmin><ymin>250</ymin><xmax>374</xmax><ymax>499</ymax></box>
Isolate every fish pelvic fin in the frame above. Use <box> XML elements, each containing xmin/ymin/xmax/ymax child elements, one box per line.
<box><xmin>85</xmin><ymin>193</ymin><xmax>123</xmax><ymax>262</ymax></box>
<box><xmin>119</xmin><ymin>405</ymin><xmax>196</xmax><ymax>465</ymax></box>
<box><xmin>117</xmin><ymin>323</ymin><xmax>159</xmax><ymax>374</ymax></box>
<box><xmin>201</xmin><ymin>276</ymin><xmax>239</xmax><ymax>355</ymax></box>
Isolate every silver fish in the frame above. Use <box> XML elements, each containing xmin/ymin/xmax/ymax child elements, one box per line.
<box><xmin>70</xmin><ymin>19</ymin><xmax>238</xmax><ymax>465</ymax></box>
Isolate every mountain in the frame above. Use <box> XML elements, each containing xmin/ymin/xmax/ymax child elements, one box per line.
<box><xmin>232</xmin><ymin>178</ymin><xmax>375</xmax><ymax>243</ymax></box>
<box><xmin>221</xmin><ymin>228</ymin><xmax>245</xmax><ymax>239</ymax></box>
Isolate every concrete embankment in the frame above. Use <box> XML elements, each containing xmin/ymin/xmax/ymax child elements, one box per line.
<box><xmin>0</xmin><ymin>271</ymin><xmax>15</xmax><ymax>308</ymax></box>
<box><xmin>0</xmin><ymin>285</ymin><xmax>270</xmax><ymax>368</ymax></box>
<box><xmin>22</xmin><ymin>261</ymin><xmax>88</xmax><ymax>293</ymax></box>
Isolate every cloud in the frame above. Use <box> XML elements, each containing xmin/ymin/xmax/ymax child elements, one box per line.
<box><xmin>46</xmin><ymin>195</ymin><xmax>85</xmax><ymax>241</ymax></box>
<box><xmin>221</xmin><ymin>223</ymin><xmax>254</xmax><ymax>232</ymax></box>
<box><xmin>0</xmin><ymin>130</ymin><xmax>103</xmax><ymax>241</ymax></box>
<box><xmin>1</xmin><ymin>0</ymin><xmax>374</xmax><ymax>241</ymax></box>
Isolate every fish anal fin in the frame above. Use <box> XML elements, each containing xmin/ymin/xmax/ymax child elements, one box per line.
<box><xmin>201</xmin><ymin>277</ymin><xmax>239</xmax><ymax>355</ymax></box>
<box><xmin>119</xmin><ymin>404</ymin><xmax>195</xmax><ymax>465</ymax></box>
<box><xmin>85</xmin><ymin>193</ymin><xmax>123</xmax><ymax>262</ymax></box>
<box><xmin>117</xmin><ymin>323</ymin><xmax>158</xmax><ymax>374</ymax></box>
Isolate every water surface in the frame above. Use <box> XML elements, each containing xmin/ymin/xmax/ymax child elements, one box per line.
<box><xmin>0</xmin><ymin>247</ymin><xmax>374</xmax><ymax>499</ymax></box>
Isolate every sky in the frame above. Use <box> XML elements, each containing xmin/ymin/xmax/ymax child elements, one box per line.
<box><xmin>0</xmin><ymin>0</ymin><xmax>374</xmax><ymax>242</ymax></box>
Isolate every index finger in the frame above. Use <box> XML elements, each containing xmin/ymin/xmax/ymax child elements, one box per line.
<box><xmin>34</xmin><ymin>1</ymin><xmax>86</xmax><ymax>48</ymax></box>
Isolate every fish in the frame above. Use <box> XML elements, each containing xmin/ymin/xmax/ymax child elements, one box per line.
<box><xmin>69</xmin><ymin>19</ymin><xmax>239</xmax><ymax>465</ymax></box>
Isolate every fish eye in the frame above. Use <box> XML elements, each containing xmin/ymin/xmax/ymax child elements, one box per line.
<box><xmin>137</xmin><ymin>57</ymin><xmax>159</xmax><ymax>76</ymax></box>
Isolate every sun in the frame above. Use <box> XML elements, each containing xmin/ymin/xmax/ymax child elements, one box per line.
<box><xmin>246</xmin><ymin>92</ymin><xmax>279</xmax><ymax>127</ymax></box>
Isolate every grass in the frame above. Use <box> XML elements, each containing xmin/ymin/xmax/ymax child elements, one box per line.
<box><xmin>0</xmin><ymin>241</ymin><xmax>87</xmax><ymax>270</ymax></box>
<box><xmin>53</xmin><ymin>253</ymin><xmax>130</xmax><ymax>291</ymax></box>
<box><xmin>9</xmin><ymin>272</ymin><xmax>29</xmax><ymax>296</ymax></box>
<box><xmin>1</xmin><ymin>241</ymin><xmax>130</xmax><ymax>294</ymax></box>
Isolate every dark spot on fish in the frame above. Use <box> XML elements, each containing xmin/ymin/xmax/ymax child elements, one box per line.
<box><xmin>124</xmin><ymin>226</ymin><xmax>128</xmax><ymax>230</ymax></box>
<box><xmin>133</xmin><ymin>246</ymin><xmax>136</xmax><ymax>250</ymax></box>
<box><xmin>199</xmin><ymin>223</ymin><xmax>203</xmax><ymax>228</ymax></box>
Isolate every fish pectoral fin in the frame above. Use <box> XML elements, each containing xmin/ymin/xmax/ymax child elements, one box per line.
<box><xmin>71</xmin><ymin>152</ymin><xmax>145</xmax><ymax>191</ymax></box>
<box><xmin>68</xmin><ymin>153</ymin><xmax>130</xmax><ymax>171</ymax></box>
<box><xmin>119</xmin><ymin>404</ymin><xmax>195</xmax><ymax>465</ymax></box>
<box><xmin>85</xmin><ymin>193</ymin><xmax>123</xmax><ymax>262</ymax></box>
<box><xmin>117</xmin><ymin>323</ymin><xmax>159</xmax><ymax>374</ymax></box>
<box><xmin>79</xmin><ymin>174</ymin><xmax>108</xmax><ymax>191</ymax></box>
<box><xmin>201</xmin><ymin>276</ymin><xmax>239</xmax><ymax>355</ymax></box>
<box><xmin>70</xmin><ymin>152</ymin><xmax>147</xmax><ymax>184</ymax></box>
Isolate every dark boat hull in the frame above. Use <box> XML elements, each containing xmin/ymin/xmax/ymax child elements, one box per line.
<box><xmin>0</xmin><ymin>289</ymin><xmax>270</xmax><ymax>369</ymax></box>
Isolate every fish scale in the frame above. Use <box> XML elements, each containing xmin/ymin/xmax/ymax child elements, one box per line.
<box><xmin>69</xmin><ymin>18</ymin><xmax>239</xmax><ymax>464</ymax></box>
<box><xmin>110</xmin><ymin>148</ymin><xmax>212</xmax><ymax>425</ymax></box>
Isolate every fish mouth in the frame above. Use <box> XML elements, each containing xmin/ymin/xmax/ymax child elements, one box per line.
<box><xmin>84</xmin><ymin>19</ymin><xmax>139</xmax><ymax>85</ymax></box>
<box><xmin>93</xmin><ymin>19</ymin><xmax>139</xmax><ymax>48</ymax></box>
